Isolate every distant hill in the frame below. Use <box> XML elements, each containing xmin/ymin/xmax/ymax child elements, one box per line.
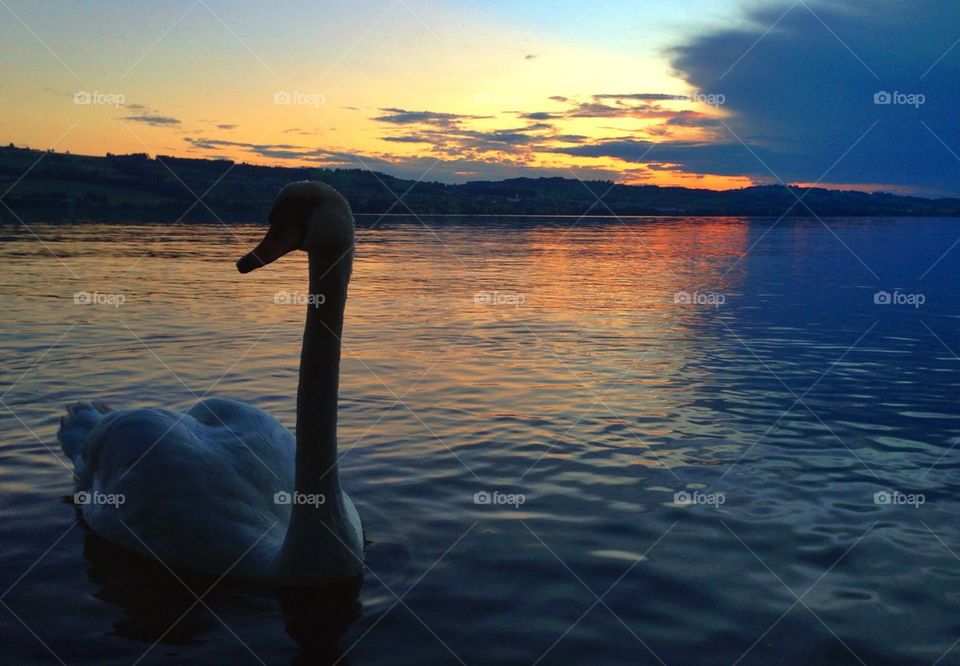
<box><xmin>1</xmin><ymin>145</ymin><xmax>959</xmax><ymax>222</ymax></box>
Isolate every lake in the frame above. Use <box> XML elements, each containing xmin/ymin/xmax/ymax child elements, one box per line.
<box><xmin>1</xmin><ymin>216</ymin><xmax>959</xmax><ymax>665</ymax></box>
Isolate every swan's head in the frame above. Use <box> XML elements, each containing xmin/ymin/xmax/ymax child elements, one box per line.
<box><xmin>236</xmin><ymin>181</ymin><xmax>355</xmax><ymax>274</ymax></box>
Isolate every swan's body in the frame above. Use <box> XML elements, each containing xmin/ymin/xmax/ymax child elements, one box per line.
<box><xmin>58</xmin><ymin>182</ymin><xmax>364</xmax><ymax>585</ymax></box>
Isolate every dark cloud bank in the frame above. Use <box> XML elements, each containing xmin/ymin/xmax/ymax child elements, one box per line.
<box><xmin>662</xmin><ymin>0</ymin><xmax>959</xmax><ymax>195</ymax></box>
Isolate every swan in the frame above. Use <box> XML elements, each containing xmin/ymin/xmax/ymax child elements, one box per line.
<box><xmin>57</xmin><ymin>181</ymin><xmax>364</xmax><ymax>585</ymax></box>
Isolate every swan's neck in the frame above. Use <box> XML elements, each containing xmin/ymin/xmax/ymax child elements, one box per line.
<box><xmin>277</xmin><ymin>251</ymin><xmax>362</xmax><ymax>583</ymax></box>
<box><xmin>295</xmin><ymin>255</ymin><xmax>346</xmax><ymax>485</ymax></box>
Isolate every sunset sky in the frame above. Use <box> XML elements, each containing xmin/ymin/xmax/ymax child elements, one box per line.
<box><xmin>3</xmin><ymin>0</ymin><xmax>959</xmax><ymax>195</ymax></box>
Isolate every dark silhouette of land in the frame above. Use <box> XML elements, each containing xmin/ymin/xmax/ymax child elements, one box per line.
<box><xmin>2</xmin><ymin>144</ymin><xmax>959</xmax><ymax>222</ymax></box>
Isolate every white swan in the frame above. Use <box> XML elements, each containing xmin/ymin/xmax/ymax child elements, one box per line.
<box><xmin>58</xmin><ymin>181</ymin><xmax>363</xmax><ymax>585</ymax></box>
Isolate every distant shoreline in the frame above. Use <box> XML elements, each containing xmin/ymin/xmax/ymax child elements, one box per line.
<box><xmin>4</xmin><ymin>214</ymin><xmax>959</xmax><ymax>227</ymax></box>
<box><xmin>3</xmin><ymin>145</ymin><xmax>960</xmax><ymax>221</ymax></box>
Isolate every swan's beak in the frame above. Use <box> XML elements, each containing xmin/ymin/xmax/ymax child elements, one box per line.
<box><xmin>237</xmin><ymin>226</ymin><xmax>293</xmax><ymax>273</ymax></box>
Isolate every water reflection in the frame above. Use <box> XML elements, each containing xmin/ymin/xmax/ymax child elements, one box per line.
<box><xmin>3</xmin><ymin>219</ymin><xmax>960</xmax><ymax>664</ymax></box>
<box><xmin>81</xmin><ymin>524</ymin><xmax>362</xmax><ymax>664</ymax></box>
<box><xmin>281</xmin><ymin>583</ymin><xmax>363</xmax><ymax>665</ymax></box>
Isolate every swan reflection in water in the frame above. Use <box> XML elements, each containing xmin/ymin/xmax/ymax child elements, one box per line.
<box><xmin>80</xmin><ymin>524</ymin><xmax>363</xmax><ymax>665</ymax></box>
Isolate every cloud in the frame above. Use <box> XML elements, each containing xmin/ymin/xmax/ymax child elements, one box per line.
<box><xmin>216</xmin><ymin>123</ymin><xmax>237</xmax><ymax>130</ymax></box>
<box><xmin>367</xmin><ymin>94</ymin><xmax>723</xmax><ymax>181</ymax></box>
<box><xmin>373</xmin><ymin>108</ymin><xmax>490</xmax><ymax>125</ymax></box>
<box><xmin>553</xmin><ymin>138</ymin><xmax>764</xmax><ymax>176</ymax></box>
<box><xmin>565</xmin><ymin>100</ymin><xmax>701</xmax><ymax>120</ymax></box>
<box><xmin>372</xmin><ymin>106</ymin><xmax>588</xmax><ymax>158</ymax></box>
<box><xmin>187</xmin><ymin>137</ymin><xmax>304</xmax><ymax>155</ymax></box>
<box><xmin>524</xmin><ymin>54</ymin><xmax>537</xmax><ymax>61</ymax></box>
<box><xmin>183</xmin><ymin>134</ymin><xmax>613</xmax><ymax>183</ymax></box>
<box><xmin>522</xmin><ymin>94</ymin><xmax>714</xmax><ymax>125</ymax></box>
<box><xmin>381</xmin><ymin>135</ymin><xmax>431</xmax><ymax>143</ymax></box>
<box><xmin>665</xmin><ymin>115</ymin><xmax>722</xmax><ymax>128</ymax></box>
<box><xmin>553</xmin><ymin>134</ymin><xmax>590</xmax><ymax>143</ymax></box>
<box><xmin>669</xmin><ymin>0</ymin><xmax>960</xmax><ymax>195</ymax></box>
<box><xmin>593</xmin><ymin>93</ymin><xmax>680</xmax><ymax>101</ymax></box>
<box><xmin>378</xmin><ymin>125</ymin><xmax>554</xmax><ymax>152</ymax></box>
<box><xmin>123</xmin><ymin>114</ymin><xmax>181</xmax><ymax>126</ymax></box>
<box><xmin>520</xmin><ymin>111</ymin><xmax>558</xmax><ymax>120</ymax></box>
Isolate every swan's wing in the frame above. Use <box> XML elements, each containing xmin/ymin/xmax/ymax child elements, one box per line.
<box><xmin>186</xmin><ymin>397</ymin><xmax>296</xmax><ymax>477</ymax></box>
<box><xmin>67</xmin><ymin>398</ymin><xmax>295</xmax><ymax>581</ymax></box>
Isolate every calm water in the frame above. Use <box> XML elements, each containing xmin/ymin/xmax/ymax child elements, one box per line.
<box><xmin>2</xmin><ymin>217</ymin><xmax>960</xmax><ymax>665</ymax></box>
